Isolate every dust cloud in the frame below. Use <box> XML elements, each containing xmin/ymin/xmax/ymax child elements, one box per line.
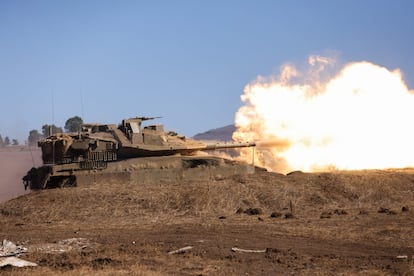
<box><xmin>0</xmin><ymin>147</ymin><xmax>42</xmax><ymax>203</ymax></box>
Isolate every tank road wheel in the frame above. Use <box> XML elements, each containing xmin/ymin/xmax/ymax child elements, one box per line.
<box><xmin>61</xmin><ymin>176</ymin><xmax>77</xmax><ymax>188</ymax></box>
<box><xmin>48</xmin><ymin>176</ymin><xmax>77</xmax><ymax>188</ymax></box>
<box><xmin>59</xmin><ymin>175</ymin><xmax>76</xmax><ymax>188</ymax></box>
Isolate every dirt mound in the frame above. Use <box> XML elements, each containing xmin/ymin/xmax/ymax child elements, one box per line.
<box><xmin>2</xmin><ymin>167</ymin><xmax>414</xmax><ymax>224</ymax></box>
<box><xmin>1</xmin><ymin>166</ymin><xmax>414</xmax><ymax>274</ymax></box>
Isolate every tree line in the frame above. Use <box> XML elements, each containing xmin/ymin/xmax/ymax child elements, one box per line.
<box><xmin>0</xmin><ymin>116</ymin><xmax>83</xmax><ymax>147</ymax></box>
<box><xmin>0</xmin><ymin>135</ymin><xmax>19</xmax><ymax>147</ymax></box>
<box><xmin>27</xmin><ymin>116</ymin><xmax>84</xmax><ymax>147</ymax></box>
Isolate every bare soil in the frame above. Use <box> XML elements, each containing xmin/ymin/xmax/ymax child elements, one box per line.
<box><xmin>1</xmin><ymin>149</ymin><xmax>414</xmax><ymax>275</ymax></box>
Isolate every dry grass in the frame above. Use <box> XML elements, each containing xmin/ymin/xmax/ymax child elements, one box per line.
<box><xmin>1</xmin><ymin>166</ymin><xmax>414</xmax><ymax>275</ymax></box>
<box><xmin>2</xmin><ymin>168</ymin><xmax>414</xmax><ymax>225</ymax></box>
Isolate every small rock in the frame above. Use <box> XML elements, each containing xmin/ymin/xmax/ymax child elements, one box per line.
<box><xmin>402</xmin><ymin>206</ymin><xmax>409</xmax><ymax>212</ymax></box>
<box><xmin>320</xmin><ymin>212</ymin><xmax>331</xmax><ymax>219</ymax></box>
<box><xmin>258</xmin><ymin>217</ymin><xmax>264</xmax><ymax>221</ymax></box>
<box><xmin>333</xmin><ymin>209</ymin><xmax>347</xmax><ymax>215</ymax></box>
<box><xmin>218</xmin><ymin>216</ymin><xmax>226</xmax><ymax>220</ymax></box>
<box><xmin>270</xmin><ymin>212</ymin><xmax>282</xmax><ymax>218</ymax></box>
<box><xmin>235</xmin><ymin>207</ymin><xmax>245</xmax><ymax>214</ymax></box>
<box><xmin>244</xmin><ymin>208</ymin><xmax>262</xmax><ymax>215</ymax></box>
<box><xmin>284</xmin><ymin>213</ymin><xmax>294</xmax><ymax>219</ymax></box>
<box><xmin>378</xmin><ymin>207</ymin><xmax>390</xmax><ymax>213</ymax></box>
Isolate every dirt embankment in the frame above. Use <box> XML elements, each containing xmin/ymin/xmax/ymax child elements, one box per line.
<box><xmin>1</xmin><ymin>163</ymin><xmax>414</xmax><ymax>275</ymax></box>
<box><xmin>0</xmin><ymin>147</ymin><xmax>41</xmax><ymax>203</ymax></box>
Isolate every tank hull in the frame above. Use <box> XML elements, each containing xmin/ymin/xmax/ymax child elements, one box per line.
<box><xmin>23</xmin><ymin>156</ymin><xmax>257</xmax><ymax>190</ymax></box>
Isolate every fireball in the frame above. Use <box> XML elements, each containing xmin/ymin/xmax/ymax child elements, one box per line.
<box><xmin>234</xmin><ymin>56</ymin><xmax>414</xmax><ymax>173</ymax></box>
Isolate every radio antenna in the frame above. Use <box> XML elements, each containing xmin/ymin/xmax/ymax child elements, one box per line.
<box><xmin>51</xmin><ymin>88</ymin><xmax>55</xmax><ymax>134</ymax></box>
<box><xmin>80</xmin><ymin>88</ymin><xmax>85</xmax><ymax>120</ymax></box>
<box><xmin>51</xmin><ymin>88</ymin><xmax>55</xmax><ymax>164</ymax></box>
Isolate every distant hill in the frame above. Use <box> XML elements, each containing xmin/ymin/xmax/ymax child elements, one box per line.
<box><xmin>193</xmin><ymin>124</ymin><xmax>236</xmax><ymax>141</ymax></box>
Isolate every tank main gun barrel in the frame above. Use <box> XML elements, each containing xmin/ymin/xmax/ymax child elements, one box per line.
<box><xmin>203</xmin><ymin>141</ymin><xmax>256</xmax><ymax>151</ymax></box>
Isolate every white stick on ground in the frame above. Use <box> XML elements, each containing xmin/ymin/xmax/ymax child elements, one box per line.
<box><xmin>231</xmin><ymin>247</ymin><xmax>267</xmax><ymax>253</ymax></box>
<box><xmin>168</xmin><ymin>246</ymin><xmax>193</xmax><ymax>255</ymax></box>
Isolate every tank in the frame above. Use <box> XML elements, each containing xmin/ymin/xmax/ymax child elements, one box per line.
<box><xmin>23</xmin><ymin>117</ymin><xmax>255</xmax><ymax>190</ymax></box>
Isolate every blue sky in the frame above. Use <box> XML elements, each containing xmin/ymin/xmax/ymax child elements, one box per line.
<box><xmin>0</xmin><ymin>0</ymin><xmax>413</xmax><ymax>143</ymax></box>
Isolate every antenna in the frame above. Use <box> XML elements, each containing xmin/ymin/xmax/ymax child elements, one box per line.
<box><xmin>51</xmin><ymin>89</ymin><xmax>55</xmax><ymax>133</ymax></box>
<box><xmin>51</xmin><ymin>88</ymin><xmax>55</xmax><ymax>164</ymax></box>
<box><xmin>80</xmin><ymin>89</ymin><xmax>84</xmax><ymax>120</ymax></box>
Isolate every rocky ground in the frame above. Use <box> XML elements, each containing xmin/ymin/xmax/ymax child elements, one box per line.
<box><xmin>0</xmin><ymin>153</ymin><xmax>414</xmax><ymax>275</ymax></box>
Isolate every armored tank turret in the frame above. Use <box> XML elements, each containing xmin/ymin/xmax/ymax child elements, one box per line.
<box><xmin>23</xmin><ymin>117</ymin><xmax>255</xmax><ymax>189</ymax></box>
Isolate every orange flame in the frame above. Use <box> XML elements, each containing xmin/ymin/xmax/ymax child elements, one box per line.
<box><xmin>234</xmin><ymin>56</ymin><xmax>414</xmax><ymax>173</ymax></box>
